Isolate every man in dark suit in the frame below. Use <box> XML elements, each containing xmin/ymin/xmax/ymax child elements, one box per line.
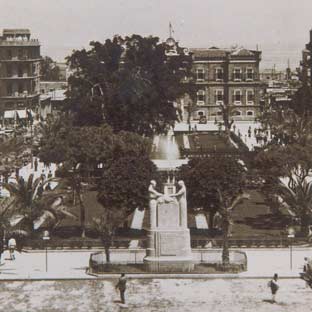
<box><xmin>115</xmin><ymin>273</ymin><xmax>127</xmax><ymax>304</ymax></box>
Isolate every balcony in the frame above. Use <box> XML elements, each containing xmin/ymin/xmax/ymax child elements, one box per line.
<box><xmin>0</xmin><ymin>92</ymin><xmax>39</xmax><ymax>99</ymax></box>
<box><xmin>0</xmin><ymin>57</ymin><xmax>41</xmax><ymax>62</ymax></box>
<box><xmin>0</xmin><ymin>74</ymin><xmax>39</xmax><ymax>80</ymax></box>
<box><xmin>0</xmin><ymin>39</ymin><xmax>40</xmax><ymax>47</ymax></box>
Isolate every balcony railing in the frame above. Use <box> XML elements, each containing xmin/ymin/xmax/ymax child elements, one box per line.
<box><xmin>0</xmin><ymin>74</ymin><xmax>39</xmax><ymax>80</ymax></box>
<box><xmin>0</xmin><ymin>57</ymin><xmax>41</xmax><ymax>62</ymax></box>
<box><xmin>0</xmin><ymin>39</ymin><xmax>40</xmax><ymax>46</ymax></box>
<box><xmin>0</xmin><ymin>92</ymin><xmax>39</xmax><ymax>99</ymax></box>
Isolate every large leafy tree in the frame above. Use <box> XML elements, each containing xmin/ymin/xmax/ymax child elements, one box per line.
<box><xmin>96</xmin><ymin>156</ymin><xmax>158</xmax><ymax>262</ymax></box>
<box><xmin>39</xmin><ymin>122</ymin><xmax>152</xmax><ymax>237</ymax></box>
<box><xmin>66</xmin><ymin>35</ymin><xmax>193</xmax><ymax>135</ymax></box>
<box><xmin>179</xmin><ymin>156</ymin><xmax>249</xmax><ymax>265</ymax></box>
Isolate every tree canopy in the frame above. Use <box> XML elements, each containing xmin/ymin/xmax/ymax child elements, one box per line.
<box><xmin>39</xmin><ymin>122</ymin><xmax>151</xmax><ymax>170</ymax></box>
<box><xmin>97</xmin><ymin>156</ymin><xmax>158</xmax><ymax>213</ymax></box>
<box><xmin>254</xmin><ymin>84</ymin><xmax>312</xmax><ymax>229</ymax></box>
<box><xmin>65</xmin><ymin>35</ymin><xmax>193</xmax><ymax>135</ymax></box>
<box><xmin>178</xmin><ymin>156</ymin><xmax>248</xmax><ymax>265</ymax></box>
<box><xmin>179</xmin><ymin>156</ymin><xmax>246</xmax><ymax>212</ymax></box>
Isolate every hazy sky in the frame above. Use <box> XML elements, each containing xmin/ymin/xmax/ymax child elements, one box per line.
<box><xmin>1</xmin><ymin>0</ymin><xmax>311</xmax><ymax>69</ymax></box>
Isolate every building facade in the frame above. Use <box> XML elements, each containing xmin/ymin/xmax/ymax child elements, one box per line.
<box><xmin>0</xmin><ymin>29</ymin><xmax>41</xmax><ymax>116</ymax></box>
<box><xmin>300</xmin><ymin>29</ymin><xmax>312</xmax><ymax>86</ymax></box>
<box><xmin>180</xmin><ymin>47</ymin><xmax>263</xmax><ymax>122</ymax></box>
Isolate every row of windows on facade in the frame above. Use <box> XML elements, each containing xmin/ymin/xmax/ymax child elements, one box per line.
<box><xmin>196</xmin><ymin>110</ymin><xmax>255</xmax><ymax>117</ymax></box>
<box><xmin>4</xmin><ymin>82</ymin><xmax>36</xmax><ymax>96</ymax></box>
<box><xmin>3</xmin><ymin>63</ymin><xmax>39</xmax><ymax>77</ymax></box>
<box><xmin>196</xmin><ymin>68</ymin><xmax>255</xmax><ymax>81</ymax></box>
<box><xmin>0</xmin><ymin>48</ymin><xmax>40</xmax><ymax>60</ymax></box>
<box><xmin>196</xmin><ymin>89</ymin><xmax>255</xmax><ymax>104</ymax></box>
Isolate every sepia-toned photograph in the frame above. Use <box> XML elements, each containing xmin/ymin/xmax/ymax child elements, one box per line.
<box><xmin>0</xmin><ymin>0</ymin><xmax>312</xmax><ymax>311</ymax></box>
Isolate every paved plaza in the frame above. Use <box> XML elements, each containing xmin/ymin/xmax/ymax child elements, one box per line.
<box><xmin>0</xmin><ymin>247</ymin><xmax>311</xmax><ymax>280</ymax></box>
<box><xmin>0</xmin><ymin>278</ymin><xmax>311</xmax><ymax>311</ymax></box>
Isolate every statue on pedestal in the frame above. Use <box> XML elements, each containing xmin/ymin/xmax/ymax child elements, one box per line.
<box><xmin>145</xmin><ymin>179</ymin><xmax>193</xmax><ymax>272</ymax></box>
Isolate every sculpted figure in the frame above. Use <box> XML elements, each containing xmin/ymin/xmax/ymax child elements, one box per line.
<box><xmin>149</xmin><ymin>180</ymin><xmax>163</xmax><ymax>200</ymax></box>
<box><xmin>170</xmin><ymin>180</ymin><xmax>187</xmax><ymax>227</ymax></box>
<box><xmin>148</xmin><ymin>180</ymin><xmax>163</xmax><ymax>228</ymax></box>
<box><xmin>170</xmin><ymin>180</ymin><xmax>187</xmax><ymax>204</ymax></box>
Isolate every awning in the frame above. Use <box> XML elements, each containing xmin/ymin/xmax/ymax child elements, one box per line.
<box><xmin>4</xmin><ymin>109</ymin><xmax>35</xmax><ymax>119</ymax></box>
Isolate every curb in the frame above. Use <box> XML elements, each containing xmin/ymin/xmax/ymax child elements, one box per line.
<box><xmin>0</xmin><ymin>274</ymin><xmax>302</xmax><ymax>282</ymax></box>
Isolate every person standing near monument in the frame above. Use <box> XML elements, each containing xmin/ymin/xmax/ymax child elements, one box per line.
<box><xmin>115</xmin><ymin>273</ymin><xmax>127</xmax><ymax>304</ymax></box>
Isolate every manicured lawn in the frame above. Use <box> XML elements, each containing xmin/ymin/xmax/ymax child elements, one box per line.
<box><xmin>232</xmin><ymin>190</ymin><xmax>291</xmax><ymax>238</ymax></box>
<box><xmin>53</xmin><ymin>189</ymin><xmax>291</xmax><ymax>240</ymax></box>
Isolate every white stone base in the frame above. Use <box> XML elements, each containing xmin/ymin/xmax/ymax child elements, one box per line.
<box><xmin>144</xmin><ymin>228</ymin><xmax>194</xmax><ymax>272</ymax></box>
<box><xmin>144</xmin><ymin>256</ymin><xmax>194</xmax><ymax>272</ymax></box>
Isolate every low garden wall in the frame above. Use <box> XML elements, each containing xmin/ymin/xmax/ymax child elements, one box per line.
<box><xmin>89</xmin><ymin>249</ymin><xmax>248</xmax><ymax>274</ymax></box>
<box><xmin>19</xmin><ymin>237</ymin><xmax>308</xmax><ymax>251</ymax></box>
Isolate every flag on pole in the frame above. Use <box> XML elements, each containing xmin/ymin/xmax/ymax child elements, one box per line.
<box><xmin>169</xmin><ymin>22</ymin><xmax>174</xmax><ymax>37</ymax></box>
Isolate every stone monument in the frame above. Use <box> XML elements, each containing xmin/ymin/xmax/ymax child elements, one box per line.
<box><xmin>144</xmin><ymin>179</ymin><xmax>194</xmax><ymax>272</ymax></box>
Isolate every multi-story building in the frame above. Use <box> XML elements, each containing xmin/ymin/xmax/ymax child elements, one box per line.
<box><xmin>0</xmin><ymin>29</ymin><xmax>41</xmax><ymax>116</ymax></box>
<box><xmin>300</xmin><ymin>29</ymin><xmax>312</xmax><ymax>85</ymax></box>
<box><xmin>180</xmin><ymin>46</ymin><xmax>263</xmax><ymax>122</ymax></box>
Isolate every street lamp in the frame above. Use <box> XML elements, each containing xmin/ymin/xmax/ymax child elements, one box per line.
<box><xmin>42</xmin><ymin>230</ymin><xmax>50</xmax><ymax>272</ymax></box>
<box><xmin>287</xmin><ymin>226</ymin><xmax>295</xmax><ymax>270</ymax></box>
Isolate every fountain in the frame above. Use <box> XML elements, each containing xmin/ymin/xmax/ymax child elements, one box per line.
<box><xmin>151</xmin><ymin>127</ymin><xmax>188</xmax><ymax>171</ymax></box>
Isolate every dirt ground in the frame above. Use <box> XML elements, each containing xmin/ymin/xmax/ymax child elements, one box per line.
<box><xmin>0</xmin><ymin>278</ymin><xmax>311</xmax><ymax>312</ymax></box>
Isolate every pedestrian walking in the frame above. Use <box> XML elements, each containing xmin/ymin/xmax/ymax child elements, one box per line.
<box><xmin>115</xmin><ymin>273</ymin><xmax>127</xmax><ymax>304</ymax></box>
<box><xmin>15</xmin><ymin>167</ymin><xmax>19</xmax><ymax>180</ymax></box>
<box><xmin>40</xmin><ymin>170</ymin><xmax>46</xmax><ymax>182</ymax></box>
<box><xmin>268</xmin><ymin>273</ymin><xmax>279</xmax><ymax>303</ymax></box>
<box><xmin>0</xmin><ymin>235</ymin><xmax>4</xmax><ymax>264</ymax></box>
<box><xmin>8</xmin><ymin>237</ymin><xmax>16</xmax><ymax>260</ymax></box>
<box><xmin>34</xmin><ymin>158</ymin><xmax>38</xmax><ymax>172</ymax></box>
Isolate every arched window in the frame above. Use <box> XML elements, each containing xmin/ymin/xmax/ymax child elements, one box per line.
<box><xmin>232</xmin><ymin>110</ymin><xmax>242</xmax><ymax>116</ymax></box>
<box><xmin>247</xmin><ymin>110</ymin><xmax>254</xmax><ymax>116</ymax></box>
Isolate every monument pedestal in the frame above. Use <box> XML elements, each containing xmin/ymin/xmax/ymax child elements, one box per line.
<box><xmin>144</xmin><ymin>197</ymin><xmax>194</xmax><ymax>272</ymax></box>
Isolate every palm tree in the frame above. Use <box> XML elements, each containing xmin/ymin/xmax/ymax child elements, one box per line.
<box><xmin>278</xmin><ymin>178</ymin><xmax>312</xmax><ymax>235</ymax></box>
<box><xmin>2</xmin><ymin>174</ymin><xmax>77</xmax><ymax>234</ymax></box>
